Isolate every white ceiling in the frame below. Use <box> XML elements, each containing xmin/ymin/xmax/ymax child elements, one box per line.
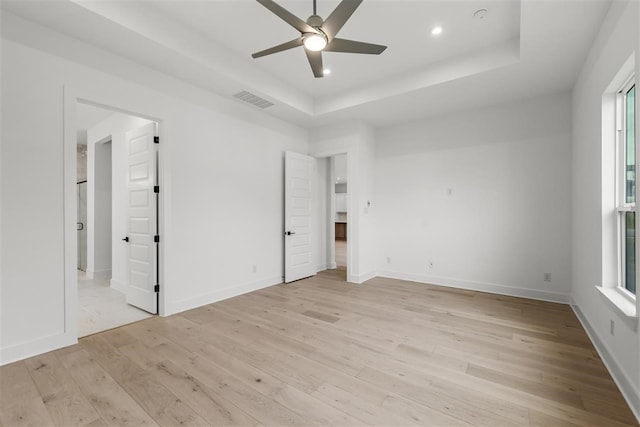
<box><xmin>1</xmin><ymin>0</ymin><xmax>611</xmax><ymax>128</ymax></box>
<box><xmin>151</xmin><ymin>0</ymin><xmax>521</xmax><ymax>98</ymax></box>
<box><xmin>76</xmin><ymin>103</ymin><xmax>116</xmax><ymax>134</ymax></box>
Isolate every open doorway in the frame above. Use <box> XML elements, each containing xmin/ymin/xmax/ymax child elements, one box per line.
<box><xmin>321</xmin><ymin>153</ymin><xmax>349</xmax><ymax>282</ymax></box>
<box><xmin>76</xmin><ymin>103</ymin><xmax>157</xmax><ymax>337</ymax></box>
<box><xmin>333</xmin><ymin>154</ymin><xmax>348</xmax><ymax>276</ymax></box>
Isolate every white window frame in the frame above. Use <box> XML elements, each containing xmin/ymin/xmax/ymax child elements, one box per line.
<box><xmin>615</xmin><ymin>74</ymin><xmax>636</xmax><ymax>300</ymax></box>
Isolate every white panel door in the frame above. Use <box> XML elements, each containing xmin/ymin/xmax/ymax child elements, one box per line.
<box><xmin>284</xmin><ymin>151</ymin><xmax>316</xmax><ymax>283</ymax></box>
<box><xmin>125</xmin><ymin>122</ymin><xmax>158</xmax><ymax>314</ymax></box>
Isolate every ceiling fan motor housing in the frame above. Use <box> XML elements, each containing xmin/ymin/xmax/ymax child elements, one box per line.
<box><xmin>306</xmin><ymin>14</ymin><xmax>324</xmax><ymax>28</ymax></box>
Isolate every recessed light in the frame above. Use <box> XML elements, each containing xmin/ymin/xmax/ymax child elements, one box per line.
<box><xmin>323</xmin><ymin>68</ymin><xmax>331</xmax><ymax>76</ymax></box>
<box><xmin>337</xmin><ymin>177</ymin><xmax>341</xmax><ymax>181</ymax></box>
<box><xmin>431</xmin><ymin>26</ymin><xmax>443</xmax><ymax>36</ymax></box>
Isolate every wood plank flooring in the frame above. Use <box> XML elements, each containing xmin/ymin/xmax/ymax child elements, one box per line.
<box><xmin>1</xmin><ymin>271</ymin><xmax>638</xmax><ymax>426</ymax></box>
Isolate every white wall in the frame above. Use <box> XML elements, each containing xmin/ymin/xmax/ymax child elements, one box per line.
<box><xmin>375</xmin><ymin>93</ymin><xmax>572</xmax><ymax>302</ymax></box>
<box><xmin>334</xmin><ymin>154</ymin><xmax>347</xmax><ymax>183</ymax></box>
<box><xmin>571</xmin><ymin>0</ymin><xmax>639</xmax><ymax>417</ymax></box>
<box><xmin>357</xmin><ymin>126</ymin><xmax>378</xmax><ymax>280</ymax></box>
<box><xmin>87</xmin><ymin>139</ymin><xmax>112</xmax><ymax>279</ymax></box>
<box><xmin>0</xmin><ymin>15</ymin><xmax>308</xmax><ymax>364</ymax></box>
<box><xmin>310</xmin><ymin>122</ymin><xmax>378</xmax><ymax>283</ymax></box>
<box><xmin>86</xmin><ymin>113</ymin><xmax>154</xmax><ymax>291</ymax></box>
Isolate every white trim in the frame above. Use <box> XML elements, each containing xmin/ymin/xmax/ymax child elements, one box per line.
<box><xmin>165</xmin><ymin>276</ymin><xmax>283</xmax><ymax>316</ymax></box>
<box><xmin>619</xmin><ymin>73</ymin><xmax>636</xmax><ymax>95</ymax></box>
<box><xmin>63</xmin><ymin>87</ymin><xmax>79</xmax><ymax>344</ymax></box>
<box><xmin>351</xmin><ymin>270</ymin><xmax>377</xmax><ymax>284</ymax></box>
<box><xmin>378</xmin><ymin>270</ymin><xmax>570</xmax><ymax>303</ymax></box>
<box><xmin>64</xmin><ymin>86</ymin><xmax>168</xmax><ymax>332</ymax></box>
<box><xmin>310</xmin><ymin>148</ymin><xmax>352</xmax><ymax>282</ymax></box>
<box><xmin>615</xmin><ymin>77</ymin><xmax>636</xmax><ymax>294</ymax></box>
<box><xmin>571</xmin><ymin>301</ymin><xmax>640</xmax><ymax>423</ymax></box>
<box><xmin>596</xmin><ymin>286</ymin><xmax>638</xmax><ymax>322</ymax></box>
<box><xmin>328</xmin><ymin>157</ymin><xmax>336</xmax><ymax>271</ymax></box>
<box><xmin>0</xmin><ymin>332</ymin><xmax>76</xmax><ymax>366</ymax></box>
<box><xmin>316</xmin><ymin>264</ymin><xmax>330</xmax><ymax>273</ymax></box>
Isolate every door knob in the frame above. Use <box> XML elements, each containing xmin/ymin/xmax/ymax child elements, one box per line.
<box><xmin>122</xmin><ymin>237</ymin><xmax>129</xmax><ymax>242</ymax></box>
<box><xmin>285</xmin><ymin>231</ymin><xmax>296</xmax><ymax>236</ymax></box>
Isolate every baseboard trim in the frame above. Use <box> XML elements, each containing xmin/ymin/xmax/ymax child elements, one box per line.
<box><xmin>165</xmin><ymin>275</ymin><xmax>283</xmax><ymax>316</ymax></box>
<box><xmin>86</xmin><ymin>269</ymin><xmax>111</xmax><ymax>281</ymax></box>
<box><xmin>316</xmin><ymin>264</ymin><xmax>329</xmax><ymax>273</ymax></box>
<box><xmin>571</xmin><ymin>301</ymin><xmax>640</xmax><ymax>423</ymax></box>
<box><xmin>377</xmin><ymin>270</ymin><xmax>570</xmax><ymax>304</ymax></box>
<box><xmin>328</xmin><ymin>262</ymin><xmax>337</xmax><ymax>270</ymax></box>
<box><xmin>110</xmin><ymin>278</ymin><xmax>127</xmax><ymax>293</ymax></box>
<box><xmin>0</xmin><ymin>332</ymin><xmax>77</xmax><ymax>366</ymax></box>
<box><xmin>351</xmin><ymin>270</ymin><xmax>377</xmax><ymax>284</ymax></box>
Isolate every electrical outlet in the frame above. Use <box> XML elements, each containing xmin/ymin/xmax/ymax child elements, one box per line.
<box><xmin>428</xmin><ymin>261</ymin><xmax>434</xmax><ymax>269</ymax></box>
<box><xmin>610</xmin><ymin>319</ymin><xmax>615</xmax><ymax>335</ymax></box>
<box><xmin>386</xmin><ymin>257</ymin><xmax>391</xmax><ymax>264</ymax></box>
<box><xmin>544</xmin><ymin>273</ymin><xmax>552</xmax><ymax>282</ymax></box>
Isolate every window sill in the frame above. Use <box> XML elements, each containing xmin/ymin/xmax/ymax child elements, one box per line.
<box><xmin>596</xmin><ymin>286</ymin><xmax>637</xmax><ymax>320</ymax></box>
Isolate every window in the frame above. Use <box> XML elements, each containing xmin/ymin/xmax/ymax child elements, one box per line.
<box><xmin>617</xmin><ymin>77</ymin><xmax>636</xmax><ymax>295</ymax></box>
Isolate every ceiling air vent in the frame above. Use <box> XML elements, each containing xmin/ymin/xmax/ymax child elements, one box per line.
<box><xmin>232</xmin><ymin>91</ymin><xmax>274</xmax><ymax>109</ymax></box>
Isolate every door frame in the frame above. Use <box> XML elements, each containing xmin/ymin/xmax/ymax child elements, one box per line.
<box><xmin>328</xmin><ymin>157</ymin><xmax>336</xmax><ymax>269</ymax></box>
<box><xmin>312</xmin><ymin>149</ymin><xmax>352</xmax><ymax>281</ymax></box>
<box><xmin>63</xmin><ymin>86</ymin><xmax>167</xmax><ymax>344</ymax></box>
<box><xmin>86</xmin><ymin>136</ymin><xmax>113</xmax><ymax>282</ymax></box>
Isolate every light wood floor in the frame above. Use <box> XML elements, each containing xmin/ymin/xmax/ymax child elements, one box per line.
<box><xmin>1</xmin><ymin>271</ymin><xmax>638</xmax><ymax>427</ymax></box>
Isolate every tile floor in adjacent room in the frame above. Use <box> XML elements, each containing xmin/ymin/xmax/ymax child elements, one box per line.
<box><xmin>77</xmin><ymin>271</ymin><xmax>152</xmax><ymax>337</ymax></box>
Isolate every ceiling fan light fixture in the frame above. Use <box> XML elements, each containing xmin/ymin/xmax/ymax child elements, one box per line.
<box><xmin>251</xmin><ymin>0</ymin><xmax>388</xmax><ymax>78</ymax></box>
<box><xmin>304</xmin><ymin>32</ymin><xmax>327</xmax><ymax>51</ymax></box>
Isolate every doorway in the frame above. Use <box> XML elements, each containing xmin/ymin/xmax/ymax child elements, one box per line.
<box><xmin>315</xmin><ymin>152</ymin><xmax>350</xmax><ymax>282</ymax></box>
<box><xmin>75</xmin><ymin>102</ymin><xmax>157</xmax><ymax>337</ymax></box>
<box><xmin>333</xmin><ymin>154</ymin><xmax>348</xmax><ymax>276</ymax></box>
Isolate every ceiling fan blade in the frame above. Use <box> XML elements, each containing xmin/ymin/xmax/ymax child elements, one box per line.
<box><xmin>252</xmin><ymin>37</ymin><xmax>304</xmax><ymax>58</ymax></box>
<box><xmin>256</xmin><ymin>0</ymin><xmax>317</xmax><ymax>34</ymax></box>
<box><xmin>324</xmin><ymin>38</ymin><xmax>387</xmax><ymax>54</ymax></box>
<box><xmin>322</xmin><ymin>0</ymin><xmax>363</xmax><ymax>41</ymax></box>
<box><xmin>305</xmin><ymin>49</ymin><xmax>324</xmax><ymax>78</ymax></box>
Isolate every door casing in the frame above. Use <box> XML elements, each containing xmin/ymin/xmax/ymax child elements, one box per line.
<box><xmin>63</xmin><ymin>86</ymin><xmax>166</xmax><ymax>347</ymax></box>
<box><xmin>310</xmin><ymin>149</ymin><xmax>353</xmax><ymax>282</ymax></box>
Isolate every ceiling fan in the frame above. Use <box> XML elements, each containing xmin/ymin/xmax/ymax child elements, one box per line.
<box><xmin>251</xmin><ymin>0</ymin><xmax>387</xmax><ymax>78</ymax></box>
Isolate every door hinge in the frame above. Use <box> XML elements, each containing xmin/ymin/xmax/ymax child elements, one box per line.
<box><xmin>154</xmin><ymin>235</ymin><xmax>160</xmax><ymax>243</ymax></box>
<box><xmin>154</xmin><ymin>284</ymin><xmax>160</xmax><ymax>292</ymax></box>
<box><xmin>154</xmin><ymin>136</ymin><xmax>159</xmax><ymax>144</ymax></box>
<box><xmin>154</xmin><ymin>185</ymin><xmax>160</xmax><ymax>193</ymax></box>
